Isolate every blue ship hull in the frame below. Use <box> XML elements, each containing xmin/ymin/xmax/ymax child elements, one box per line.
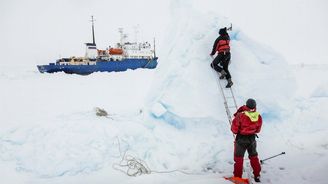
<box><xmin>37</xmin><ymin>58</ymin><xmax>158</xmax><ymax>75</ymax></box>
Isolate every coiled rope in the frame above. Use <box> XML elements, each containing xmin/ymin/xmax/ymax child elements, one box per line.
<box><xmin>112</xmin><ymin>137</ymin><xmax>206</xmax><ymax>176</ymax></box>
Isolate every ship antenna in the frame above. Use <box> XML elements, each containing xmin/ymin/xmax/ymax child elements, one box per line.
<box><xmin>91</xmin><ymin>16</ymin><xmax>96</xmax><ymax>45</ymax></box>
<box><xmin>153</xmin><ymin>37</ymin><xmax>156</xmax><ymax>58</ymax></box>
<box><xmin>133</xmin><ymin>24</ymin><xmax>140</xmax><ymax>43</ymax></box>
<box><xmin>118</xmin><ymin>28</ymin><xmax>123</xmax><ymax>48</ymax></box>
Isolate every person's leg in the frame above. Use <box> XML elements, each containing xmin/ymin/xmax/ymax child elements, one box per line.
<box><xmin>234</xmin><ymin>140</ymin><xmax>247</xmax><ymax>178</ymax></box>
<box><xmin>221</xmin><ymin>52</ymin><xmax>233</xmax><ymax>87</ymax></box>
<box><xmin>247</xmin><ymin>140</ymin><xmax>261</xmax><ymax>178</ymax></box>
<box><xmin>222</xmin><ymin>61</ymin><xmax>231</xmax><ymax>79</ymax></box>
<box><xmin>210</xmin><ymin>54</ymin><xmax>223</xmax><ymax>73</ymax></box>
<box><xmin>233</xmin><ymin>156</ymin><xmax>244</xmax><ymax>178</ymax></box>
<box><xmin>224</xmin><ymin>64</ymin><xmax>233</xmax><ymax>88</ymax></box>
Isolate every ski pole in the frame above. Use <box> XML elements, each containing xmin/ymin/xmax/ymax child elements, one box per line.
<box><xmin>260</xmin><ymin>152</ymin><xmax>285</xmax><ymax>164</ymax></box>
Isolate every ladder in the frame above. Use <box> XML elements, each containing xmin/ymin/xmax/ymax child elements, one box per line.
<box><xmin>211</xmin><ymin>70</ymin><xmax>238</xmax><ymax>127</ymax></box>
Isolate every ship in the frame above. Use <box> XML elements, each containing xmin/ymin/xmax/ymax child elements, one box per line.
<box><xmin>37</xmin><ymin>16</ymin><xmax>158</xmax><ymax>75</ymax></box>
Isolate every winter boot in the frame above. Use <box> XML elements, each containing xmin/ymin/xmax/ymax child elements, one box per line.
<box><xmin>219</xmin><ymin>70</ymin><xmax>227</xmax><ymax>79</ymax></box>
<box><xmin>226</xmin><ymin>79</ymin><xmax>233</xmax><ymax>88</ymax></box>
<box><xmin>254</xmin><ymin>176</ymin><xmax>261</xmax><ymax>182</ymax></box>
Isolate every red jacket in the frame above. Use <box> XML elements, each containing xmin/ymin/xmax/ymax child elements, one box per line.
<box><xmin>231</xmin><ymin>105</ymin><xmax>262</xmax><ymax>135</ymax></box>
<box><xmin>210</xmin><ymin>34</ymin><xmax>230</xmax><ymax>55</ymax></box>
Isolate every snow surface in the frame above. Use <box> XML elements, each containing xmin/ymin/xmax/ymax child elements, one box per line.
<box><xmin>1</xmin><ymin>0</ymin><xmax>328</xmax><ymax>184</ymax></box>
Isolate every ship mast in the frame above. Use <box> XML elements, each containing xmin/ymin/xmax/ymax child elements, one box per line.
<box><xmin>85</xmin><ymin>16</ymin><xmax>97</xmax><ymax>59</ymax></box>
<box><xmin>118</xmin><ymin>28</ymin><xmax>123</xmax><ymax>48</ymax></box>
<box><xmin>91</xmin><ymin>16</ymin><xmax>96</xmax><ymax>45</ymax></box>
<box><xmin>153</xmin><ymin>37</ymin><xmax>156</xmax><ymax>58</ymax></box>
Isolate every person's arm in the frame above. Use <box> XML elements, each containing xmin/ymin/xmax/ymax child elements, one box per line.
<box><xmin>231</xmin><ymin>113</ymin><xmax>240</xmax><ymax>134</ymax></box>
<box><xmin>210</xmin><ymin>37</ymin><xmax>220</xmax><ymax>55</ymax></box>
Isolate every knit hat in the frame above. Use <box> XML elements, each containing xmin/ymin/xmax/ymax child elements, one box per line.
<box><xmin>246</xmin><ymin>98</ymin><xmax>256</xmax><ymax>109</ymax></box>
<box><xmin>219</xmin><ymin>27</ymin><xmax>227</xmax><ymax>35</ymax></box>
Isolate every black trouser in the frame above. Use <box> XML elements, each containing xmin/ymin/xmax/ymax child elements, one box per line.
<box><xmin>234</xmin><ymin>134</ymin><xmax>261</xmax><ymax>178</ymax></box>
<box><xmin>234</xmin><ymin>134</ymin><xmax>258</xmax><ymax>157</ymax></box>
<box><xmin>211</xmin><ymin>52</ymin><xmax>231</xmax><ymax>79</ymax></box>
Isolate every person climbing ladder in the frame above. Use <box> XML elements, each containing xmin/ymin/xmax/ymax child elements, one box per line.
<box><xmin>210</xmin><ymin>27</ymin><xmax>233</xmax><ymax>88</ymax></box>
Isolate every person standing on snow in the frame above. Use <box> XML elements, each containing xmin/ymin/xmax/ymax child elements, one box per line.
<box><xmin>231</xmin><ymin>98</ymin><xmax>262</xmax><ymax>182</ymax></box>
<box><xmin>210</xmin><ymin>27</ymin><xmax>233</xmax><ymax>88</ymax></box>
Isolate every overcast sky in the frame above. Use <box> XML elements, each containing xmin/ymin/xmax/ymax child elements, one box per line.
<box><xmin>1</xmin><ymin>0</ymin><xmax>327</xmax><ymax>66</ymax></box>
